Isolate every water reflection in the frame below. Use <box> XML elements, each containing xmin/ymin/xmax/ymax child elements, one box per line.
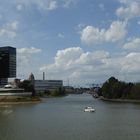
<box><xmin>0</xmin><ymin>105</ymin><xmax>13</xmax><ymax>115</ymax></box>
<box><xmin>0</xmin><ymin>94</ymin><xmax>140</xmax><ymax>140</ymax></box>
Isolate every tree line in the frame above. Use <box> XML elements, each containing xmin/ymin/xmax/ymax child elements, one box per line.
<box><xmin>101</xmin><ymin>77</ymin><xmax>140</xmax><ymax>99</ymax></box>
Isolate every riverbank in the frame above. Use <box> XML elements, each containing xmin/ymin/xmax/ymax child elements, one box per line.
<box><xmin>100</xmin><ymin>96</ymin><xmax>140</xmax><ymax>103</ymax></box>
<box><xmin>0</xmin><ymin>96</ymin><xmax>41</xmax><ymax>105</ymax></box>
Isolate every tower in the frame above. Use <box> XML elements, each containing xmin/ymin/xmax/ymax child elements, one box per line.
<box><xmin>29</xmin><ymin>73</ymin><xmax>35</xmax><ymax>86</ymax></box>
<box><xmin>43</xmin><ymin>72</ymin><xmax>45</xmax><ymax>80</ymax></box>
<box><xmin>0</xmin><ymin>46</ymin><xmax>16</xmax><ymax>86</ymax></box>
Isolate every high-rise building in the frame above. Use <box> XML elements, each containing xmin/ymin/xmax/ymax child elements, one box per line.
<box><xmin>0</xmin><ymin>46</ymin><xmax>16</xmax><ymax>84</ymax></box>
<box><xmin>0</xmin><ymin>78</ymin><xmax>8</xmax><ymax>87</ymax></box>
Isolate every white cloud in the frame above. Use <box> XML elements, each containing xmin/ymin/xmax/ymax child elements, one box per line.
<box><xmin>7</xmin><ymin>21</ymin><xmax>19</xmax><ymax>30</ymax></box>
<box><xmin>63</xmin><ymin>0</ymin><xmax>77</xmax><ymax>8</ymax></box>
<box><xmin>48</xmin><ymin>1</ymin><xmax>57</xmax><ymax>10</ymax></box>
<box><xmin>122</xmin><ymin>38</ymin><xmax>140</xmax><ymax>51</ymax></box>
<box><xmin>16</xmin><ymin>4</ymin><xmax>23</xmax><ymax>11</ymax></box>
<box><xmin>121</xmin><ymin>52</ymin><xmax>140</xmax><ymax>74</ymax></box>
<box><xmin>76</xmin><ymin>51</ymin><xmax>109</xmax><ymax>66</ymax></box>
<box><xmin>54</xmin><ymin>47</ymin><xmax>83</xmax><ymax>66</ymax></box>
<box><xmin>40</xmin><ymin>47</ymin><xmax>112</xmax><ymax>85</ymax></box>
<box><xmin>40</xmin><ymin>0</ymin><xmax>58</xmax><ymax>10</ymax></box>
<box><xmin>0</xmin><ymin>20</ymin><xmax>19</xmax><ymax>38</ymax></box>
<box><xmin>0</xmin><ymin>29</ymin><xmax>16</xmax><ymax>38</ymax></box>
<box><xmin>14</xmin><ymin>0</ymin><xmax>78</xmax><ymax>11</ymax></box>
<box><xmin>80</xmin><ymin>21</ymin><xmax>127</xmax><ymax>46</ymax></box>
<box><xmin>14</xmin><ymin>0</ymin><xmax>58</xmax><ymax>11</ymax></box>
<box><xmin>99</xmin><ymin>3</ymin><xmax>105</xmax><ymax>10</ymax></box>
<box><xmin>80</xmin><ymin>26</ymin><xmax>104</xmax><ymax>46</ymax></box>
<box><xmin>77</xmin><ymin>23</ymin><xmax>86</xmax><ymax>29</ymax></box>
<box><xmin>138</xmin><ymin>21</ymin><xmax>140</xmax><ymax>25</ymax></box>
<box><xmin>17</xmin><ymin>47</ymin><xmax>42</xmax><ymax>78</ymax></box>
<box><xmin>39</xmin><ymin>46</ymin><xmax>140</xmax><ymax>85</ymax></box>
<box><xmin>1</xmin><ymin>0</ymin><xmax>138</xmax><ymax>84</ymax></box>
<box><xmin>17</xmin><ymin>47</ymin><xmax>41</xmax><ymax>54</ymax></box>
<box><xmin>116</xmin><ymin>1</ymin><xmax>140</xmax><ymax>20</ymax></box>
<box><xmin>17</xmin><ymin>47</ymin><xmax>42</xmax><ymax>66</ymax></box>
<box><xmin>40</xmin><ymin>47</ymin><xmax>84</xmax><ymax>83</ymax></box>
<box><xmin>58</xmin><ymin>33</ymin><xmax>64</xmax><ymax>38</ymax></box>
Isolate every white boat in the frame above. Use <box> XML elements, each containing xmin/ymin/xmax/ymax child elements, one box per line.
<box><xmin>84</xmin><ymin>106</ymin><xmax>95</xmax><ymax>112</ymax></box>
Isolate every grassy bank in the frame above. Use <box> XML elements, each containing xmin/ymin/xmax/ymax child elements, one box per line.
<box><xmin>0</xmin><ymin>96</ymin><xmax>41</xmax><ymax>105</ymax></box>
<box><xmin>100</xmin><ymin>96</ymin><xmax>140</xmax><ymax>103</ymax></box>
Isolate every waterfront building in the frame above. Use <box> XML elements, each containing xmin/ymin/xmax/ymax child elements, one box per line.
<box><xmin>35</xmin><ymin>80</ymin><xmax>63</xmax><ymax>92</ymax></box>
<box><xmin>13</xmin><ymin>78</ymin><xmax>21</xmax><ymax>88</ymax></box>
<box><xmin>0</xmin><ymin>46</ymin><xmax>16</xmax><ymax>86</ymax></box>
<box><xmin>29</xmin><ymin>73</ymin><xmax>35</xmax><ymax>86</ymax></box>
<box><xmin>0</xmin><ymin>84</ymin><xmax>32</xmax><ymax>100</ymax></box>
<box><xmin>0</xmin><ymin>78</ymin><xmax>8</xmax><ymax>87</ymax></box>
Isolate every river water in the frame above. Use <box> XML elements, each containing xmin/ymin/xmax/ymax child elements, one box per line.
<box><xmin>0</xmin><ymin>94</ymin><xmax>140</xmax><ymax>140</ymax></box>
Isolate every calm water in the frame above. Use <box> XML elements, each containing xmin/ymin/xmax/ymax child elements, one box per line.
<box><xmin>0</xmin><ymin>94</ymin><xmax>140</xmax><ymax>140</ymax></box>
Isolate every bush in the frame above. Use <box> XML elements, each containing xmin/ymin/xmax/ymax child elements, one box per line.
<box><xmin>101</xmin><ymin>77</ymin><xmax>139</xmax><ymax>99</ymax></box>
<box><xmin>128</xmin><ymin>83</ymin><xmax>140</xmax><ymax>99</ymax></box>
<box><xmin>50</xmin><ymin>87</ymin><xmax>66</xmax><ymax>96</ymax></box>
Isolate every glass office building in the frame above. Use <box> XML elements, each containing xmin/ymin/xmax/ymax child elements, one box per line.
<box><xmin>0</xmin><ymin>46</ymin><xmax>16</xmax><ymax>78</ymax></box>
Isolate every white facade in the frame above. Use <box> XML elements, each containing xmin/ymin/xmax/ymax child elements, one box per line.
<box><xmin>0</xmin><ymin>88</ymin><xmax>32</xmax><ymax>96</ymax></box>
<box><xmin>35</xmin><ymin>80</ymin><xmax>63</xmax><ymax>92</ymax></box>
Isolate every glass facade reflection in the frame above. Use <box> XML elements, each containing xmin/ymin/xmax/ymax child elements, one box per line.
<box><xmin>0</xmin><ymin>46</ymin><xmax>16</xmax><ymax>78</ymax></box>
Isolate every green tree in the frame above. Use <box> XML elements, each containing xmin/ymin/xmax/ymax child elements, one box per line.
<box><xmin>101</xmin><ymin>76</ymin><xmax>140</xmax><ymax>100</ymax></box>
<box><xmin>128</xmin><ymin>83</ymin><xmax>140</xmax><ymax>99</ymax></box>
<box><xmin>101</xmin><ymin>77</ymin><xmax>118</xmax><ymax>98</ymax></box>
<box><xmin>19</xmin><ymin>80</ymin><xmax>33</xmax><ymax>92</ymax></box>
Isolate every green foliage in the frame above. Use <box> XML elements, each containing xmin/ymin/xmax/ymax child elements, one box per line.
<box><xmin>128</xmin><ymin>83</ymin><xmax>140</xmax><ymax>99</ymax></box>
<box><xmin>102</xmin><ymin>77</ymin><xmax>119</xmax><ymax>98</ymax></box>
<box><xmin>19</xmin><ymin>80</ymin><xmax>35</xmax><ymax>96</ymax></box>
<box><xmin>19</xmin><ymin>80</ymin><xmax>33</xmax><ymax>92</ymax></box>
<box><xmin>101</xmin><ymin>77</ymin><xmax>140</xmax><ymax>99</ymax></box>
<box><xmin>44</xmin><ymin>90</ymin><xmax>51</xmax><ymax>96</ymax></box>
<box><xmin>51</xmin><ymin>87</ymin><xmax>66</xmax><ymax>96</ymax></box>
<box><xmin>51</xmin><ymin>89</ymin><xmax>60</xmax><ymax>96</ymax></box>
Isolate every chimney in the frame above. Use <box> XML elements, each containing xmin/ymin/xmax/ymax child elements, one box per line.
<box><xmin>43</xmin><ymin>72</ymin><xmax>45</xmax><ymax>80</ymax></box>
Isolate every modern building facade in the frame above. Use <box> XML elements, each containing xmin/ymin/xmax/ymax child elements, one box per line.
<box><xmin>35</xmin><ymin>80</ymin><xmax>63</xmax><ymax>92</ymax></box>
<box><xmin>0</xmin><ymin>46</ymin><xmax>16</xmax><ymax>86</ymax></box>
<box><xmin>0</xmin><ymin>78</ymin><xmax>8</xmax><ymax>87</ymax></box>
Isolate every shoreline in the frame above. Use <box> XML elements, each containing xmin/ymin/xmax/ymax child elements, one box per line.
<box><xmin>0</xmin><ymin>100</ymin><xmax>41</xmax><ymax>105</ymax></box>
<box><xmin>0</xmin><ymin>97</ymin><xmax>41</xmax><ymax>105</ymax></box>
<box><xmin>100</xmin><ymin>97</ymin><xmax>140</xmax><ymax>103</ymax></box>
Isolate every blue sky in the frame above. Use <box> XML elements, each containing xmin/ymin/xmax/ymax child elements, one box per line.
<box><xmin>0</xmin><ymin>0</ymin><xmax>140</xmax><ymax>86</ymax></box>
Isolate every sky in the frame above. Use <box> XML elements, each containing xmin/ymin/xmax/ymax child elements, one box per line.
<box><xmin>0</xmin><ymin>0</ymin><xmax>140</xmax><ymax>86</ymax></box>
